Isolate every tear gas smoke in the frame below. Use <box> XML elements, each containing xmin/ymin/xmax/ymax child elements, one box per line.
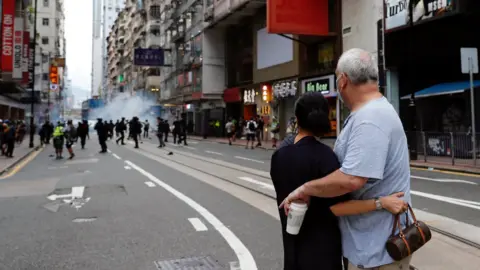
<box><xmin>90</xmin><ymin>93</ymin><xmax>158</xmax><ymax>123</ymax></box>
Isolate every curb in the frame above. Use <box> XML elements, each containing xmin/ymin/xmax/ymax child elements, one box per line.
<box><xmin>0</xmin><ymin>145</ymin><xmax>41</xmax><ymax>176</ymax></box>
<box><xmin>409</xmin><ymin>164</ymin><xmax>480</xmax><ymax>176</ymax></box>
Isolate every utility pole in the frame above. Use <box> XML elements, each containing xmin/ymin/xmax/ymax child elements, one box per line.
<box><xmin>28</xmin><ymin>0</ymin><xmax>39</xmax><ymax>148</ymax></box>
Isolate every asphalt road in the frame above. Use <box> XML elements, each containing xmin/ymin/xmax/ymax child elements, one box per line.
<box><xmin>1</xmin><ymin>135</ymin><xmax>480</xmax><ymax>269</ymax></box>
<box><xmin>153</xmin><ymin>137</ymin><xmax>480</xmax><ymax>228</ymax></box>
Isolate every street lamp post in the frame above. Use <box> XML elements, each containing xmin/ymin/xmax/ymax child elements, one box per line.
<box><xmin>29</xmin><ymin>0</ymin><xmax>39</xmax><ymax>148</ymax></box>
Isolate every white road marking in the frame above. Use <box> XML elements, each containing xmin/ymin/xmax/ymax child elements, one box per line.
<box><xmin>238</xmin><ymin>176</ymin><xmax>274</xmax><ymax>190</ymax></box>
<box><xmin>188</xmin><ymin>217</ymin><xmax>208</xmax><ymax>231</ymax></box>
<box><xmin>125</xmin><ymin>160</ymin><xmax>257</xmax><ymax>270</ymax></box>
<box><xmin>112</xmin><ymin>153</ymin><xmax>121</xmax><ymax>160</ymax></box>
<box><xmin>71</xmin><ymin>186</ymin><xmax>85</xmax><ymax>198</ymax></box>
<box><xmin>184</xmin><ymin>146</ymin><xmax>196</xmax><ymax>150</ymax></box>
<box><xmin>107</xmin><ymin>149</ymin><xmax>111</xmax><ymax>153</ymax></box>
<box><xmin>205</xmin><ymin>150</ymin><xmax>223</xmax><ymax>156</ymax></box>
<box><xmin>411</xmin><ymin>190</ymin><xmax>480</xmax><ymax>210</ymax></box>
<box><xmin>188</xmin><ymin>141</ymin><xmax>198</xmax><ymax>144</ymax></box>
<box><xmin>234</xmin><ymin>156</ymin><xmax>265</xmax><ymax>164</ymax></box>
<box><xmin>144</xmin><ymin>181</ymin><xmax>156</xmax><ymax>187</ymax></box>
<box><xmin>124</xmin><ymin>165</ymin><xmax>132</xmax><ymax>170</ymax></box>
<box><xmin>411</xmin><ymin>175</ymin><xmax>478</xmax><ymax>185</ymax></box>
<box><xmin>47</xmin><ymin>193</ymin><xmax>72</xmax><ymax>201</ymax></box>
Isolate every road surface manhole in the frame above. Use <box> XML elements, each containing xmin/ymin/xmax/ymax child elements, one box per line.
<box><xmin>154</xmin><ymin>256</ymin><xmax>222</xmax><ymax>269</ymax></box>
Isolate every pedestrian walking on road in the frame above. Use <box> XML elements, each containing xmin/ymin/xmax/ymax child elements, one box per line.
<box><xmin>177</xmin><ymin>114</ymin><xmax>188</xmax><ymax>146</ymax></box>
<box><xmin>94</xmin><ymin>118</ymin><xmax>108</xmax><ymax>153</ymax></box>
<box><xmin>225</xmin><ymin>117</ymin><xmax>234</xmax><ymax>146</ymax></box>
<box><xmin>52</xmin><ymin>122</ymin><xmax>65</xmax><ymax>159</ymax></box>
<box><xmin>156</xmin><ymin>117</ymin><xmax>165</xmax><ymax>148</ymax></box>
<box><xmin>270</xmin><ymin>117</ymin><xmax>280</xmax><ymax>149</ymax></box>
<box><xmin>143</xmin><ymin>120</ymin><xmax>150</xmax><ymax>138</ymax></box>
<box><xmin>64</xmin><ymin>120</ymin><xmax>76</xmax><ymax>160</ymax></box>
<box><xmin>280</xmin><ymin>49</ymin><xmax>414</xmax><ymax>270</ymax></box>
<box><xmin>77</xmin><ymin>120</ymin><xmax>89</xmax><ymax>149</ymax></box>
<box><xmin>116</xmin><ymin>117</ymin><xmax>127</xmax><ymax>145</ymax></box>
<box><xmin>245</xmin><ymin>117</ymin><xmax>257</xmax><ymax>150</ymax></box>
<box><xmin>3</xmin><ymin>120</ymin><xmax>15</xmax><ymax>158</ymax></box>
<box><xmin>255</xmin><ymin>115</ymin><xmax>264</xmax><ymax>147</ymax></box>
<box><xmin>131</xmin><ymin>117</ymin><xmax>142</xmax><ymax>148</ymax></box>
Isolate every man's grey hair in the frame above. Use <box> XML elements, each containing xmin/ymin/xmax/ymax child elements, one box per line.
<box><xmin>337</xmin><ymin>48</ymin><xmax>379</xmax><ymax>85</ymax></box>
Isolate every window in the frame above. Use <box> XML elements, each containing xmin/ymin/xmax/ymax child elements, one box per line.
<box><xmin>150</xmin><ymin>5</ymin><xmax>160</xmax><ymax>19</ymax></box>
<box><xmin>42</xmin><ymin>37</ymin><xmax>49</xmax><ymax>45</ymax></box>
<box><xmin>42</xmin><ymin>55</ymin><xmax>48</xmax><ymax>63</ymax></box>
<box><xmin>43</xmin><ymin>0</ymin><xmax>49</xmax><ymax>7</ymax></box>
<box><xmin>42</xmin><ymin>18</ymin><xmax>49</xmax><ymax>26</ymax></box>
<box><xmin>42</xmin><ymin>73</ymin><xmax>49</xmax><ymax>80</ymax></box>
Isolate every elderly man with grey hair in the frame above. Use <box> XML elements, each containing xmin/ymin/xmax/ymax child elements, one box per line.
<box><xmin>280</xmin><ymin>48</ymin><xmax>412</xmax><ymax>269</ymax></box>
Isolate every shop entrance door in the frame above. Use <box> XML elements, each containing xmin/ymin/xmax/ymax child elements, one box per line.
<box><xmin>243</xmin><ymin>104</ymin><xmax>257</xmax><ymax>121</ymax></box>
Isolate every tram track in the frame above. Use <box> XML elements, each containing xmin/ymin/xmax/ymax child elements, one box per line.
<box><xmin>139</xmin><ymin>142</ymin><xmax>480</xmax><ymax>253</ymax></box>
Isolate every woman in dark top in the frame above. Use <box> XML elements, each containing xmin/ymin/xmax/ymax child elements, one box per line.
<box><xmin>270</xmin><ymin>92</ymin><xmax>406</xmax><ymax>270</ymax></box>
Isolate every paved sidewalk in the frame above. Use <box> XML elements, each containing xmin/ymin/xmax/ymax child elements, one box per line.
<box><xmin>189</xmin><ymin>136</ymin><xmax>480</xmax><ymax>174</ymax></box>
<box><xmin>0</xmin><ymin>138</ymin><xmax>40</xmax><ymax>175</ymax></box>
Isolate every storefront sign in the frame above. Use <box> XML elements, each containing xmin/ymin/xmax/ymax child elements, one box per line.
<box><xmin>302</xmin><ymin>75</ymin><xmax>336</xmax><ymax>97</ymax></box>
<box><xmin>384</xmin><ymin>0</ymin><xmax>410</xmax><ymax>31</ymax></box>
<box><xmin>273</xmin><ymin>79</ymin><xmax>297</xmax><ymax>99</ymax></box>
<box><xmin>22</xmin><ymin>31</ymin><xmax>29</xmax><ymax>85</ymax></box>
<box><xmin>412</xmin><ymin>0</ymin><xmax>457</xmax><ymax>24</ymax></box>
<box><xmin>223</xmin><ymin>87</ymin><xmax>241</xmax><ymax>103</ymax></box>
<box><xmin>260</xmin><ymin>105</ymin><xmax>271</xmax><ymax>115</ymax></box>
<box><xmin>12</xmin><ymin>18</ymin><xmax>23</xmax><ymax>79</ymax></box>
<box><xmin>243</xmin><ymin>89</ymin><xmax>256</xmax><ymax>104</ymax></box>
<box><xmin>1</xmin><ymin>0</ymin><xmax>15</xmax><ymax>73</ymax></box>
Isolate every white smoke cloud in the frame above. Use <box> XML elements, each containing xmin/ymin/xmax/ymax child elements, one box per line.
<box><xmin>90</xmin><ymin>92</ymin><xmax>158</xmax><ymax>123</ymax></box>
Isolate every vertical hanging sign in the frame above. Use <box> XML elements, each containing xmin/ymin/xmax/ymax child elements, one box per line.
<box><xmin>12</xmin><ymin>17</ymin><xmax>23</xmax><ymax>79</ymax></box>
<box><xmin>1</xmin><ymin>0</ymin><xmax>15</xmax><ymax>73</ymax></box>
<box><xmin>27</xmin><ymin>41</ymin><xmax>35</xmax><ymax>91</ymax></box>
<box><xmin>22</xmin><ymin>31</ymin><xmax>30</xmax><ymax>86</ymax></box>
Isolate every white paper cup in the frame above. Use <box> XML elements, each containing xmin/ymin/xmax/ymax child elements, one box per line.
<box><xmin>286</xmin><ymin>201</ymin><xmax>308</xmax><ymax>235</ymax></box>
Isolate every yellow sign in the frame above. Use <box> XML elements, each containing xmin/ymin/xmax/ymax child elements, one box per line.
<box><xmin>261</xmin><ymin>105</ymin><xmax>271</xmax><ymax>115</ymax></box>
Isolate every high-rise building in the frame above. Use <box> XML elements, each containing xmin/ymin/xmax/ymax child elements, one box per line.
<box><xmin>91</xmin><ymin>0</ymin><xmax>124</xmax><ymax>100</ymax></box>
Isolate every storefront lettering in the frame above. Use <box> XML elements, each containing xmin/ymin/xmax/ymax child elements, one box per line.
<box><xmin>386</xmin><ymin>0</ymin><xmax>408</xmax><ymax>18</ymax></box>
<box><xmin>273</xmin><ymin>80</ymin><xmax>297</xmax><ymax>99</ymax></box>
<box><xmin>244</xmin><ymin>89</ymin><xmax>256</xmax><ymax>104</ymax></box>
<box><xmin>261</xmin><ymin>105</ymin><xmax>271</xmax><ymax>115</ymax></box>
<box><xmin>426</xmin><ymin>0</ymin><xmax>448</xmax><ymax>13</ymax></box>
<box><xmin>305</xmin><ymin>78</ymin><xmax>331</xmax><ymax>94</ymax></box>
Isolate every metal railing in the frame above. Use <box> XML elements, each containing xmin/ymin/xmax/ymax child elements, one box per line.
<box><xmin>407</xmin><ymin>131</ymin><xmax>480</xmax><ymax>167</ymax></box>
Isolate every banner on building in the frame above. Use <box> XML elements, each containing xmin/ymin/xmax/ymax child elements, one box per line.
<box><xmin>1</xmin><ymin>0</ymin><xmax>15</xmax><ymax>73</ymax></box>
<box><xmin>267</xmin><ymin>0</ymin><xmax>329</xmax><ymax>36</ymax></box>
<box><xmin>12</xmin><ymin>17</ymin><xmax>23</xmax><ymax>79</ymax></box>
<box><xmin>27</xmin><ymin>41</ymin><xmax>34</xmax><ymax>91</ymax></box>
<box><xmin>22</xmin><ymin>31</ymin><xmax>29</xmax><ymax>85</ymax></box>
<box><xmin>133</xmin><ymin>48</ymin><xmax>164</xmax><ymax>66</ymax></box>
<box><xmin>53</xmin><ymin>57</ymin><xmax>65</xmax><ymax>67</ymax></box>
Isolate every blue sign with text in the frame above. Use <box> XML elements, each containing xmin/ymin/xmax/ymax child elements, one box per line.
<box><xmin>134</xmin><ymin>48</ymin><xmax>164</xmax><ymax>66</ymax></box>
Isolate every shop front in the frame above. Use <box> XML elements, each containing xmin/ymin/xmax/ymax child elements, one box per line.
<box><xmin>223</xmin><ymin>87</ymin><xmax>242</xmax><ymax>121</ymax></box>
<box><xmin>272</xmin><ymin>78</ymin><xmax>299</xmax><ymax>138</ymax></box>
<box><xmin>301</xmin><ymin>74</ymin><xmax>339</xmax><ymax>137</ymax></box>
<box><xmin>242</xmin><ymin>84</ymin><xmax>273</xmax><ymax>141</ymax></box>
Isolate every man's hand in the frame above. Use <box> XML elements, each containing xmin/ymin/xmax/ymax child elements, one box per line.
<box><xmin>279</xmin><ymin>185</ymin><xmax>310</xmax><ymax>215</ymax></box>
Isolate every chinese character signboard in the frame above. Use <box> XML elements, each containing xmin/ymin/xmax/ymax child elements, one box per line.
<box><xmin>273</xmin><ymin>79</ymin><xmax>297</xmax><ymax>99</ymax></box>
<box><xmin>27</xmin><ymin>41</ymin><xmax>34</xmax><ymax>91</ymax></box>
<box><xmin>243</xmin><ymin>89</ymin><xmax>256</xmax><ymax>104</ymax></box>
<box><xmin>302</xmin><ymin>74</ymin><xmax>336</xmax><ymax>98</ymax></box>
<box><xmin>22</xmin><ymin>31</ymin><xmax>29</xmax><ymax>86</ymax></box>
<box><xmin>134</xmin><ymin>48</ymin><xmax>164</xmax><ymax>66</ymax></box>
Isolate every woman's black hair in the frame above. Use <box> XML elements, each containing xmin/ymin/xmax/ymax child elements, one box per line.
<box><xmin>294</xmin><ymin>92</ymin><xmax>331</xmax><ymax>136</ymax></box>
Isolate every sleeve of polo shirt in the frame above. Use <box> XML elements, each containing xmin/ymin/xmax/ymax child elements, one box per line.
<box><xmin>340</xmin><ymin>123</ymin><xmax>389</xmax><ymax>180</ymax></box>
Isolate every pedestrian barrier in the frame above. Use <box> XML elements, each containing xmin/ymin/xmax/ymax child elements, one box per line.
<box><xmin>407</xmin><ymin>131</ymin><xmax>480</xmax><ymax>167</ymax></box>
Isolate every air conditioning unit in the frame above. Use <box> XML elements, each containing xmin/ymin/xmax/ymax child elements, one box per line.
<box><xmin>204</xmin><ymin>6</ymin><xmax>213</xmax><ymax>22</ymax></box>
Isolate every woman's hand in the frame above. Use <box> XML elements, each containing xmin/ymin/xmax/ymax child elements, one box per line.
<box><xmin>380</xmin><ymin>192</ymin><xmax>408</xmax><ymax>214</ymax></box>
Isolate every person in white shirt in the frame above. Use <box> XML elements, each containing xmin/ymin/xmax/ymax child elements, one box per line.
<box><xmin>225</xmin><ymin>117</ymin><xmax>234</xmax><ymax>146</ymax></box>
<box><xmin>245</xmin><ymin>117</ymin><xmax>257</xmax><ymax>149</ymax></box>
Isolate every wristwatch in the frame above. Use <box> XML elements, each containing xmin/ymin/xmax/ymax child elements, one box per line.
<box><xmin>374</xmin><ymin>197</ymin><xmax>383</xmax><ymax>210</ymax></box>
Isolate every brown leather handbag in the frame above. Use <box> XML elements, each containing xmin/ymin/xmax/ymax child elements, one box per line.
<box><xmin>386</xmin><ymin>204</ymin><xmax>432</xmax><ymax>261</ymax></box>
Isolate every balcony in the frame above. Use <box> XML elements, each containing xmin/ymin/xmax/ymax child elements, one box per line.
<box><xmin>207</xmin><ymin>0</ymin><xmax>265</xmax><ymax>28</ymax></box>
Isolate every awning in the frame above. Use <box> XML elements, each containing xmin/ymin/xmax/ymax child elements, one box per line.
<box><xmin>401</xmin><ymin>80</ymin><xmax>480</xmax><ymax>100</ymax></box>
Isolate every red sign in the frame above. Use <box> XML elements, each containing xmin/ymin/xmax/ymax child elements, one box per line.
<box><xmin>22</xmin><ymin>31</ymin><xmax>30</xmax><ymax>85</ymax></box>
<box><xmin>1</xmin><ymin>0</ymin><xmax>15</xmax><ymax>72</ymax></box>
<box><xmin>223</xmin><ymin>87</ymin><xmax>241</xmax><ymax>103</ymax></box>
<box><xmin>50</xmin><ymin>65</ymin><xmax>58</xmax><ymax>84</ymax></box>
<box><xmin>267</xmin><ymin>0</ymin><xmax>329</xmax><ymax>36</ymax></box>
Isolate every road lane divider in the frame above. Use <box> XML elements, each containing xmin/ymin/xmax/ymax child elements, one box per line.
<box><xmin>188</xmin><ymin>218</ymin><xmax>208</xmax><ymax>232</ymax></box>
<box><xmin>411</xmin><ymin>175</ymin><xmax>477</xmax><ymax>185</ymax></box>
<box><xmin>112</xmin><ymin>153</ymin><xmax>121</xmax><ymax>160</ymax></box>
<box><xmin>235</xmin><ymin>156</ymin><xmax>265</xmax><ymax>164</ymax></box>
<box><xmin>411</xmin><ymin>190</ymin><xmax>480</xmax><ymax>210</ymax></box>
<box><xmin>124</xmin><ymin>160</ymin><xmax>257</xmax><ymax>270</ymax></box>
<box><xmin>238</xmin><ymin>177</ymin><xmax>274</xmax><ymax>190</ymax></box>
<box><xmin>205</xmin><ymin>150</ymin><xmax>223</xmax><ymax>156</ymax></box>
<box><xmin>144</xmin><ymin>181</ymin><xmax>156</xmax><ymax>187</ymax></box>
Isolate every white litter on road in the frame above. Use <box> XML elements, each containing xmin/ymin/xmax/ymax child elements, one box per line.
<box><xmin>144</xmin><ymin>181</ymin><xmax>156</xmax><ymax>187</ymax></box>
<box><xmin>188</xmin><ymin>217</ymin><xmax>208</xmax><ymax>231</ymax></box>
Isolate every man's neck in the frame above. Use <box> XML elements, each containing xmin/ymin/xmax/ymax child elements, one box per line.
<box><xmin>350</xmin><ymin>91</ymin><xmax>383</xmax><ymax>112</ymax></box>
